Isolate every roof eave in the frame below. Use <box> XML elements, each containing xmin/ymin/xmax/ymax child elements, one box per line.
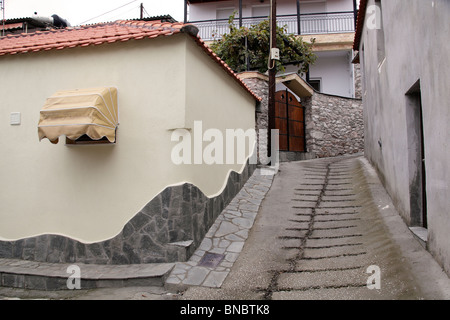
<box><xmin>353</xmin><ymin>0</ymin><xmax>368</xmax><ymax>51</ymax></box>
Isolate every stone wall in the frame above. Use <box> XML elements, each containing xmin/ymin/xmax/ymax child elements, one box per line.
<box><xmin>0</xmin><ymin>163</ymin><xmax>255</xmax><ymax>264</ymax></box>
<box><xmin>240</xmin><ymin>76</ymin><xmax>270</xmax><ymax>164</ymax></box>
<box><xmin>303</xmin><ymin>92</ymin><xmax>364</xmax><ymax>158</ymax></box>
<box><xmin>241</xmin><ymin>73</ymin><xmax>364</xmax><ymax>160</ymax></box>
<box><xmin>354</xmin><ymin>64</ymin><xmax>363</xmax><ymax>100</ymax></box>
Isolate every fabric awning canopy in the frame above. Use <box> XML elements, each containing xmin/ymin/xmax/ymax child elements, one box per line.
<box><xmin>38</xmin><ymin>87</ymin><xmax>118</xmax><ymax>144</ymax></box>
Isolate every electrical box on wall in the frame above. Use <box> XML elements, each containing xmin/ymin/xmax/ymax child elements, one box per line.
<box><xmin>10</xmin><ymin>112</ymin><xmax>21</xmax><ymax>125</ymax></box>
<box><xmin>271</xmin><ymin>48</ymin><xmax>280</xmax><ymax>61</ymax></box>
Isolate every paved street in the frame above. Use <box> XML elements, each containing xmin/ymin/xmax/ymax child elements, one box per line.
<box><xmin>180</xmin><ymin>155</ymin><xmax>450</xmax><ymax>300</ymax></box>
<box><xmin>1</xmin><ymin>155</ymin><xmax>450</xmax><ymax>300</ymax></box>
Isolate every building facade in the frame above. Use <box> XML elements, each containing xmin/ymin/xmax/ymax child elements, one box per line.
<box><xmin>354</xmin><ymin>0</ymin><xmax>450</xmax><ymax>276</ymax></box>
<box><xmin>0</xmin><ymin>20</ymin><xmax>259</xmax><ymax>265</ymax></box>
<box><xmin>185</xmin><ymin>0</ymin><xmax>360</xmax><ymax>98</ymax></box>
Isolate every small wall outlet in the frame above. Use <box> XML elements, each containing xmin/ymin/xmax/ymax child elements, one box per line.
<box><xmin>10</xmin><ymin>112</ymin><xmax>21</xmax><ymax>125</ymax></box>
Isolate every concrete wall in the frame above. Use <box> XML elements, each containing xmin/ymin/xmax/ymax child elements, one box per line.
<box><xmin>0</xmin><ymin>34</ymin><xmax>256</xmax><ymax>246</ymax></box>
<box><xmin>184</xmin><ymin>37</ymin><xmax>257</xmax><ymax>196</ymax></box>
<box><xmin>283</xmin><ymin>49</ymin><xmax>356</xmax><ymax>99</ymax></box>
<box><xmin>358</xmin><ymin>0</ymin><xmax>450</xmax><ymax>275</ymax></box>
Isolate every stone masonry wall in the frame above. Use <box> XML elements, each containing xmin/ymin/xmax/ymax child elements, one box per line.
<box><xmin>241</xmin><ymin>76</ymin><xmax>270</xmax><ymax>164</ymax></box>
<box><xmin>303</xmin><ymin>92</ymin><xmax>364</xmax><ymax>158</ymax></box>
<box><xmin>0</xmin><ymin>163</ymin><xmax>255</xmax><ymax>264</ymax></box>
<box><xmin>241</xmin><ymin>73</ymin><xmax>364</xmax><ymax>160</ymax></box>
<box><xmin>354</xmin><ymin>64</ymin><xmax>363</xmax><ymax>100</ymax></box>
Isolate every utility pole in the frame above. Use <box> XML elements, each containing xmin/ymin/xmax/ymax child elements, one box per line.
<box><xmin>268</xmin><ymin>0</ymin><xmax>277</xmax><ymax>157</ymax></box>
<box><xmin>140</xmin><ymin>3</ymin><xmax>144</xmax><ymax>19</ymax></box>
<box><xmin>1</xmin><ymin>0</ymin><xmax>5</xmax><ymax>37</ymax></box>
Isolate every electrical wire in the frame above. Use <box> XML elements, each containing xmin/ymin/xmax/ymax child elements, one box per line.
<box><xmin>143</xmin><ymin>7</ymin><xmax>151</xmax><ymax>18</ymax></box>
<box><xmin>79</xmin><ymin>0</ymin><xmax>138</xmax><ymax>25</ymax></box>
<box><xmin>107</xmin><ymin>4</ymin><xmax>141</xmax><ymax>21</ymax></box>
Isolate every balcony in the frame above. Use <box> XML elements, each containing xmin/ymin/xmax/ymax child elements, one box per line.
<box><xmin>190</xmin><ymin>11</ymin><xmax>356</xmax><ymax>41</ymax></box>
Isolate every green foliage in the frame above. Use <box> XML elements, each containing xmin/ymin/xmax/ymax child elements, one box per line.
<box><xmin>210</xmin><ymin>13</ymin><xmax>316</xmax><ymax>74</ymax></box>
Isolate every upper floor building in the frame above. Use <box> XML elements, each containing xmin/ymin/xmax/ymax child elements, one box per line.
<box><xmin>183</xmin><ymin>0</ymin><xmax>361</xmax><ymax>98</ymax></box>
<box><xmin>184</xmin><ymin>0</ymin><xmax>358</xmax><ymax>41</ymax></box>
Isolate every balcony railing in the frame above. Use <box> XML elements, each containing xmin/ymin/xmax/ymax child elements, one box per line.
<box><xmin>190</xmin><ymin>11</ymin><xmax>355</xmax><ymax>41</ymax></box>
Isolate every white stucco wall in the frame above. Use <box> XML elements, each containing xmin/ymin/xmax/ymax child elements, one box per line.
<box><xmin>309</xmin><ymin>50</ymin><xmax>353</xmax><ymax>97</ymax></box>
<box><xmin>0</xmin><ymin>34</ymin><xmax>256</xmax><ymax>243</ymax></box>
<box><xmin>282</xmin><ymin>49</ymin><xmax>354</xmax><ymax>98</ymax></box>
<box><xmin>184</xmin><ymin>38</ymin><xmax>257</xmax><ymax>196</ymax></box>
<box><xmin>359</xmin><ymin>0</ymin><xmax>450</xmax><ymax>275</ymax></box>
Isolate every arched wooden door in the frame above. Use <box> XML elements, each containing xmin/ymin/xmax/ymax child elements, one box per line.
<box><xmin>274</xmin><ymin>90</ymin><xmax>306</xmax><ymax>152</ymax></box>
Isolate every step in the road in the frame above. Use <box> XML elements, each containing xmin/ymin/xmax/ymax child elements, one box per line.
<box><xmin>0</xmin><ymin>258</ymin><xmax>175</xmax><ymax>290</ymax></box>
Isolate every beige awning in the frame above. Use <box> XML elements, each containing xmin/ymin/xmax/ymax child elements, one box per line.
<box><xmin>38</xmin><ymin>87</ymin><xmax>118</xmax><ymax>144</ymax></box>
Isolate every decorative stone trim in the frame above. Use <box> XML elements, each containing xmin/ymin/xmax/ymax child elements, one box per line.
<box><xmin>0</xmin><ymin>163</ymin><xmax>256</xmax><ymax>264</ymax></box>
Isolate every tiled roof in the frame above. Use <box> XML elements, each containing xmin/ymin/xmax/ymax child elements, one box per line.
<box><xmin>1</xmin><ymin>22</ymin><xmax>23</xmax><ymax>30</ymax></box>
<box><xmin>0</xmin><ymin>20</ymin><xmax>185</xmax><ymax>55</ymax></box>
<box><xmin>0</xmin><ymin>20</ymin><xmax>261</xmax><ymax>101</ymax></box>
<box><xmin>353</xmin><ymin>0</ymin><xmax>368</xmax><ymax>50</ymax></box>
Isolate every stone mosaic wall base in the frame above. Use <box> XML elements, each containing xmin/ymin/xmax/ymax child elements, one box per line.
<box><xmin>0</xmin><ymin>162</ymin><xmax>255</xmax><ymax>265</ymax></box>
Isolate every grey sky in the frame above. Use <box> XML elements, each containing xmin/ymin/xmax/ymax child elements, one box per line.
<box><xmin>2</xmin><ymin>0</ymin><xmax>184</xmax><ymax>26</ymax></box>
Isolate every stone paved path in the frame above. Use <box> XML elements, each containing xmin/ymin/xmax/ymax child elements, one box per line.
<box><xmin>165</xmin><ymin>167</ymin><xmax>275</xmax><ymax>289</ymax></box>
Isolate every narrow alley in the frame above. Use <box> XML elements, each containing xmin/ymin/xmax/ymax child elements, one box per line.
<box><xmin>179</xmin><ymin>155</ymin><xmax>450</xmax><ymax>300</ymax></box>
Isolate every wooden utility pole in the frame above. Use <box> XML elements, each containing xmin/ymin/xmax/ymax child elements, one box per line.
<box><xmin>140</xmin><ymin>3</ymin><xmax>144</xmax><ymax>19</ymax></box>
<box><xmin>268</xmin><ymin>0</ymin><xmax>277</xmax><ymax>157</ymax></box>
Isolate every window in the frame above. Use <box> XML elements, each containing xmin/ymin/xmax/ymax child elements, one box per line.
<box><xmin>308</xmin><ymin>79</ymin><xmax>321</xmax><ymax>92</ymax></box>
<box><xmin>66</xmin><ymin>133</ymin><xmax>116</xmax><ymax>145</ymax></box>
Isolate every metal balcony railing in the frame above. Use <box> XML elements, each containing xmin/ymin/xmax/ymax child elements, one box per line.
<box><xmin>190</xmin><ymin>11</ymin><xmax>355</xmax><ymax>41</ymax></box>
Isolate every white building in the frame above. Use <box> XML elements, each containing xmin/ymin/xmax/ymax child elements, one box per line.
<box><xmin>184</xmin><ymin>0</ymin><xmax>360</xmax><ymax>98</ymax></box>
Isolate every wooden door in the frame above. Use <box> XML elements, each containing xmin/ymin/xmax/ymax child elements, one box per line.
<box><xmin>274</xmin><ymin>90</ymin><xmax>306</xmax><ymax>152</ymax></box>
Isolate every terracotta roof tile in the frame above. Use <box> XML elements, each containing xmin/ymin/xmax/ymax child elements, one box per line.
<box><xmin>0</xmin><ymin>20</ymin><xmax>183</xmax><ymax>56</ymax></box>
<box><xmin>0</xmin><ymin>19</ymin><xmax>261</xmax><ymax>102</ymax></box>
